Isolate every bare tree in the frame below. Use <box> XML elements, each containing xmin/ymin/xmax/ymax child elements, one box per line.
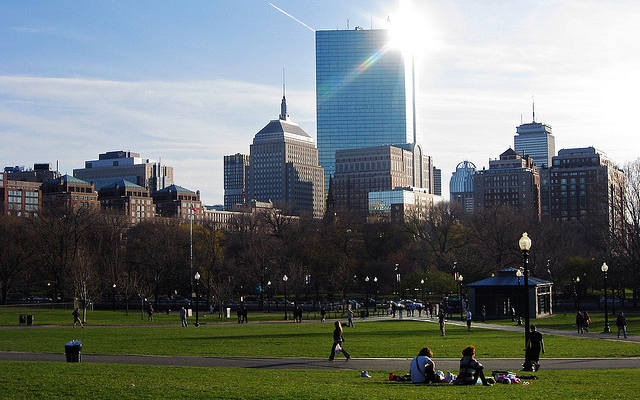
<box><xmin>0</xmin><ymin>216</ymin><xmax>37</xmax><ymax>304</ymax></box>
<box><xmin>404</xmin><ymin>201</ymin><xmax>468</xmax><ymax>271</ymax></box>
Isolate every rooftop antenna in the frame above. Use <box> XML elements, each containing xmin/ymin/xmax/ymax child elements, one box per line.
<box><xmin>532</xmin><ymin>95</ymin><xmax>536</xmax><ymax>123</ymax></box>
<box><xmin>280</xmin><ymin>68</ymin><xmax>289</xmax><ymax>121</ymax></box>
<box><xmin>347</xmin><ymin>18</ymin><xmax>349</xmax><ymax>29</ymax></box>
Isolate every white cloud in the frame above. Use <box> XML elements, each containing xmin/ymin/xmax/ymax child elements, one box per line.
<box><xmin>0</xmin><ymin>75</ymin><xmax>316</xmax><ymax>204</ymax></box>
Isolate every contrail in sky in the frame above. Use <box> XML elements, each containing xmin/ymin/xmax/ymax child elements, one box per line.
<box><xmin>269</xmin><ymin>3</ymin><xmax>315</xmax><ymax>32</ymax></box>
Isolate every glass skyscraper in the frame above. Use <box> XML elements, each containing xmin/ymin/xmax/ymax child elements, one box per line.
<box><xmin>514</xmin><ymin>120</ymin><xmax>555</xmax><ymax>169</ymax></box>
<box><xmin>316</xmin><ymin>28</ymin><xmax>418</xmax><ymax>189</ymax></box>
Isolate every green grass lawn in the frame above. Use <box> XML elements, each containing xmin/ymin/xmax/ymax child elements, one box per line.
<box><xmin>1</xmin><ymin>307</ymin><xmax>639</xmax><ymax>399</ymax></box>
<box><xmin>0</xmin><ymin>309</ymin><xmax>638</xmax><ymax>359</ymax></box>
<box><xmin>488</xmin><ymin>310</ymin><xmax>638</xmax><ymax>334</ymax></box>
<box><xmin>0</xmin><ymin>362</ymin><xmax>638</xmax><ymax>400</ymax></box>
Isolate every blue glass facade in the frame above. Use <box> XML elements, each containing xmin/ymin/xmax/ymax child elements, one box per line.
<box><xmin>514</xmin><ymin>121</ymin><xmax>555</xmax><ymax>168</ymax></box>
<box><xmin>316</xmin><ymin>29</ymin><xmax>417</xmax><ymax>189</ymax></box>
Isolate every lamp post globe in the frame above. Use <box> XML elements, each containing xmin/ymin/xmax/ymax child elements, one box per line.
<box><xmin>457</xmin><ymin>274</ymin><xmax>464</xmax><ymax>320</ymax></box>
<box><xmin>518</xmin><ymin>232</ymin><xmax>532</xmax><ymax>346</ymax></box>
<box><xmin>194</xmin><ymin>272</ymin><xmax>200</xmax><ymax>327</ymax></box>
<box><xmin>601</xmin><ymin>263</ymin><xmax>611</xmax><ymax>333</ymax></box>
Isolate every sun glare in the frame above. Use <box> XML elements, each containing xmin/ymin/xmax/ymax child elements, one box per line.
<box><xmin>388</xmin><ymin>0</ymin><xmax>442</xmax><ymax>61</ymax></box>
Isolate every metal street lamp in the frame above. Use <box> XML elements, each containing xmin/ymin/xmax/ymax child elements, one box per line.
<box><xmin>283</xmin><ymin>275</ymin><xmax>289</xmax><ymax>320</ymax></box>
<box><xmin>194</xmin><ymin>272</ymin><xmax>200</xmax><ymax>327</ymax></box>
<box><xmin>518</xmin><ymin>232</ymin><xmax>532</xmax><ymax>347</ymax></box>
<box><xmin>601</xmin><ymin>263</ymin><xmax>611</xmax><ymax>333</ymax></box>
<box><xmin>373</xmin><ymin>277</ymin><xmax>378</xmax><ymax>314</ymax></box>
<box><xmin>421</xmin><ymin>279</ymin><xmax>425</xmax><ymax>306</ymax></box>
<box><xmin>516</xmin><ymin>269</ymin><xmax>523</xmax><ymax>326</ymax></box>
<box><xmin>267</xmin><ymin>281</ymin><xmax>272</xmax><ymax>313</ymax></box>
<box><xmin>394</xmin><ymin>264</ymin><xmax>400</xmax><ymax>299</ymax></box>
<box><xmin>365</xmin><ymin>276</ymin><xmax>370</xmax><ymax>317</ymax></box>
<box><xmin>574</xmin><ymin>276</ymin><xmax>581</xmax><ymax>310</ymax></box>
<box><xmin>456</xmin><ymin>274</ymin><xmax>464</xmax><ymax>320</ymax></box>
<box><xmin>112</xmin><ymin>284</ymin><xmax>117</xmax><ymax>312</ymax></box>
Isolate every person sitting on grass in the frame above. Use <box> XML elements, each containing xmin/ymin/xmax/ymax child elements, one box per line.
<box><xmin>410</xmin><ymin>347</ymin><xmax>437</xmax><ymax>384</ymax></box>
<box><xmin>456</xmin><ymin>345</ymin><xmax>493</xmax><ymax>386</ymax></box>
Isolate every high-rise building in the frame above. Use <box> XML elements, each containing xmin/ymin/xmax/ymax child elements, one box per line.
<box><xmin>73</xmin><ymin>151</ymin><xmax>173</xmax><ymax>193</ymax></box>
<box><xmin>247</xmin><ymin>95</ymin><xmax>325</xmax><ymax>219</ymax></box>
<box><xmin>41</xmin><ymin>175</ymin><xmax>100</xmax><ymax>214</ymax></box>
<box><xmin>541</xmin><ymin>147</ymin><xmax>624</xmax><ymax>223</ymax></box>
<box><xmin>224</xmin><ymin>153</ymin><xmax>249</xmax><ymax>210</ymax></box>
<box><xmin>450</xmin><ymin>161</ymin><xmax>477</xmax><ymax>213</ymax></box>
<box><xmin>98</xmin><ymin>179</ymin><xmax>156</xmax><ymax>223</ymax></box>
<box><xmin>333</xmin><ymin>144</ymin><xmax>433</xmax><ymax>221</ymax></box>
<box><xmin>316</xmin><ymin>28</ymin><xmax>419</xmax><ymax>189</ymax></box>
<box><xmin>514</xmin><ymin>111</ymin><xmax>555</xmax><ymax>168</ymax></box>
<box><xmin>474</xmin><ymin>148</ymin><xmax>540</xmax><ymax>218</ymax></box>
<box><xmin>368</xmin><ymin>188</ymin><xmax>440</xmax><ymax>224</ymax></box>
<box><xmin>3</xmin><ymin>163</ymin><xmax>60</xmax><ymax>183</ymax></box>
<box><xmin>432</xmin><ymin>167</ymin><xmax>442</xmax><ymax>197</ymax></box>
<box><xmin>0</xmin><ymin>171</ymin><xmax>42</xmax><ymax>218</ymax></box>
<box><xmin>153</xmin><ymin>184</ymin><xmax>202</xmax><ymax>220</ymax></box>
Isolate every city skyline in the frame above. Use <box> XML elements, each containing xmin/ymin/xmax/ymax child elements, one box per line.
<box><xmin>1</xmin><ymin>0</ymin><xmax>639</xmax><ymax>205</ymax></box>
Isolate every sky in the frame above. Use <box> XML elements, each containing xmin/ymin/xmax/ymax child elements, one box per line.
<box><xmin>1</xmin><ymin>0</ymin><xmax>639</xmax><ymax>205</ymax></box>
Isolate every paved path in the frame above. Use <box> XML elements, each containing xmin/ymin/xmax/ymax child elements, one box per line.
<box><xmin>1</xmin><ymin>316</ymin><xmax>637</xmax><ymax>372</ymax></box>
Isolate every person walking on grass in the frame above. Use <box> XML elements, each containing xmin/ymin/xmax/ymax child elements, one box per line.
<box><xmin>438</xmin><ymin>310</ymin><xmax>446</xmax><ymax>336</ymax></box>
<box><xmin>617</xmin><ymin>312</ymin><xmax>628</xmax><ymax>338</ymax></box>
<box><xmin>576</xmin><ymin>311</ymin><xmax>584</xmax><ymax>333</ymax></box>
<box><xmin>180</xmin><ymin>307</ymin><xmax>188</xmax><ymax>327</ymax></box>
<box><xmin>523</xmin><ymin>325</ymin><xmax>545</xmax><ymax>371</ymax></box>
<box><xmin>72</xmin><ymin>308</ymin><xmax>83</xmax><ymax>328</ymax></box>
<box><xmin>328</xmin><ymin>321</ymin><xmax>351</xmax><ymax>361</ymax></box>
<box><xmin>582</xmin><ymin>311</ymin><xmax>591</xmax><ymax>333</ymax></box>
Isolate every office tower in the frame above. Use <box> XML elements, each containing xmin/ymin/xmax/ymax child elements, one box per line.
<box><xmin>333</xmin><ymin>144</ymin><xmax>433</xmax><ymax>221</ymax></box>
<box><xmin>0</xmin><ymin>171</ymin><xmax>42</xmax><ymax>218</ymax></box>
<box><xmin>316</xmin><ymin>28</ymin><xmax>419</xmax><ymax>189</ymax></box>
<box><xmin>432</xmin><ymin>167</ymin><xmax>442</xmax><ymax>197</ymax></box>
<box><xmin>41</xmin><ymin>175</ymin><xmax>100</xmax><ymax>214</ymax></box>
<box><xmin>153</xmin><ymin>184</ymin><xmax>202</xmax><ymax>219</ymax></box>
<box><xmin>514</xmin><ymin>109</ymin><xmax>555</xmax><ymax>168</ymax></box>
<box><xmin>450</xmin><ymin>161</ymin><xmax>477</xmax><ymax>213</ymax></box>
<box><xmin>369</xmin><ymin>188</ymin><xmax>440</xmax><ymax>224</ymax></box>
<box><xmin>3</xmin><ymin>163</ymin><xmax>60</xmax><ymax>183</ymax></box>
<box><xmin>542</xmin><ymin>147</ymin><xmax>624</xmax><ymax>223</ymax></box>
<box><xmin>247</xmin><ymin>95</ymin><xmax>325</xmax><ymax>219</ymax></box>
<box><xmin>73</xmin><ymin>151</ymin><xmax>173</xmax><ymax>192</ymax></box>
<box><xmin>224</xmin><ymin>153</ymin><xmax>249</xmax><ymax>210</ymax></box>
<box><xmin>98</xmin><ymin>179</ymin><xmax>156</xmax><ymax>223</ymax></box>
<box><xmin>473</xmin><ymin>148</ymin><xmax>540</xmax><ymax>218</ymax></box>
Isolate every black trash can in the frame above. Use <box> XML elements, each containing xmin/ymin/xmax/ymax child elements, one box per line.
<box><xmin>26</xmin><ymin>315</ymin><xmax>34</xmax><ymax>326</ymax></box>
<box><xmin>19</xmin><ymin>315</ymin><xmax>27</xmax><ymax>325</ymax></box>
<box><xmin>65</xmin><ymin>340</ymin><xmax>82</xmax><ymax>362</ymax></box>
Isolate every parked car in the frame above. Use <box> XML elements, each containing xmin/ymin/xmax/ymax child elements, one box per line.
<box><xmin>348</xmin><ymin>300</ymin><xmax>361</xmax><ymax>309</ymax></box>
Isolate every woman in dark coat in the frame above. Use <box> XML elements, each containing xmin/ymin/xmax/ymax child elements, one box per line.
<box><xmin>523</xmin><ymin>325</ymin><xmax>545</xmax><ymax>371</ymax></box>
<box><xmin>328</xmin><ymin>321</ymin><xmax>351</xmax><ymax>361</ymax></box>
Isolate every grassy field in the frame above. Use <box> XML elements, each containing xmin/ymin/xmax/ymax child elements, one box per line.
<box><xmin>1</xmin><ymin>362</ymin><xmax>639</xmax><ymax>400</ymax></box>
<box><xmin>1</xmin><ymin>307</ymin><xmax>638</xmax><ymax>399</ymax></box>
<box><xmin>0</xmin><ymin>309</ymin><xmax>638</xmax><ymax>358</ymax></box>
